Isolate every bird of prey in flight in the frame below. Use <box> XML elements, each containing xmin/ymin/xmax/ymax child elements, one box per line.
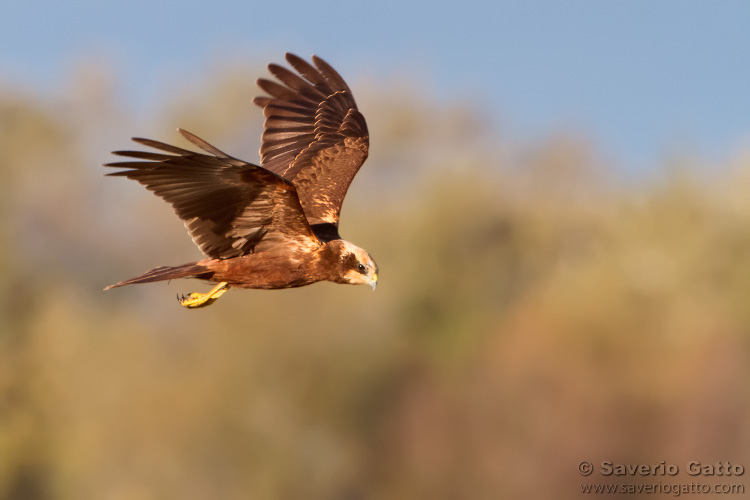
<box><xmin>104</xmin><ymin>53</ymin><xmax>377</xmax><ymax>308</ymax></box>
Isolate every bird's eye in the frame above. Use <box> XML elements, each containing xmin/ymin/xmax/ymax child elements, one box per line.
<box><xmin>357</xmin><ymin>263</ymin><xmax>367</xmax><ymax>274</ymax></box>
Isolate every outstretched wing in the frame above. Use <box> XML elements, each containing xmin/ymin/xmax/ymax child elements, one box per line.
<box><xmin>253</xmin><ymin>53</ymin><xmax>369</xmax><ymax>235</ymax></box>
<box><xmin>105</xmin><ymin>129</ymin><xmax>320</xmax><ymax>259</ymax></box>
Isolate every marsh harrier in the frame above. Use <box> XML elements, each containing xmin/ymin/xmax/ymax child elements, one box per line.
<box><xmin>105</xmin><ymin>54</ymin><xmax>377</xmax><ymax>308</ymax></box>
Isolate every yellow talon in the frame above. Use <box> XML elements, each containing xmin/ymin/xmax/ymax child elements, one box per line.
<box><xmin>178</xmin><ymin>282</ymin><xmax>229</xmax><ymax>309</ymax></box>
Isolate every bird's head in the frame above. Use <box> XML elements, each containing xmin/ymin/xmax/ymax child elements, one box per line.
<box><xmin>329</xmin><ymin>240</ymin><xmax>378</xmax><ymax>290</ymax></box>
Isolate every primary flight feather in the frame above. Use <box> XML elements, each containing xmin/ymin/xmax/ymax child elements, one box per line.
<box><xmin>104</xmin><ymin>53</ymin><xmax>378</xmax><ymax>308</ymax></box>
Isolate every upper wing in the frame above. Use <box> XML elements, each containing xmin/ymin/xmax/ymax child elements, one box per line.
<box><xmin>105</xmin><ymin>129</ymin><xmax>320</xmax><ymax>259</ymax></box>
<box><xmin>253</xmin><ymin>53</ymin><xmax>369</xmax><ymax>232</ymax></box>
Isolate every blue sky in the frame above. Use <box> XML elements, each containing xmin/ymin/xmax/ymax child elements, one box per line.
<box><xmin>3</xmin><ymin>0</ymin><xmax>749</xmax><ymax>172</ymax></box>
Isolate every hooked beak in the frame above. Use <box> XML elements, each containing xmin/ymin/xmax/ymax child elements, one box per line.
<box><xmin>369</xmin><ymin>273</ymin><xmax>378</xmax><ymax>291</ymax></box>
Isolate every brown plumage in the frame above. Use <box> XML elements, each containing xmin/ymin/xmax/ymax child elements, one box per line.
<box><xmin>104</xmin><ymin>53</ymin><xmax>378</xmax><ymax>308</ymax></box>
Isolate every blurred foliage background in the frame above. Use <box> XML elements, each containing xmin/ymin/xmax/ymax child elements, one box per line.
<box><xmin>1</xmin><ymin>60</ymin><xmax>749</xmax><ymax>500</ymax></box>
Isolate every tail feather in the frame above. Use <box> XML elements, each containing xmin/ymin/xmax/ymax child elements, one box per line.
<box><xmin>104</xmin><ymin>262</ymin><xmax>212</xmax><ymax>290</ymax></box>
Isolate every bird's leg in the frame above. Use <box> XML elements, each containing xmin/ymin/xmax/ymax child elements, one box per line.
<box><xmin>178</xmin><ymin>282</ymin><xmax>229</xmax><ymax>309</ymax></box>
